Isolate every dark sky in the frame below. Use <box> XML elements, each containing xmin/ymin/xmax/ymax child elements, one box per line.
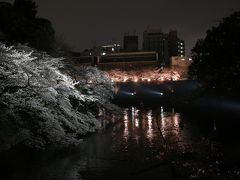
<box><xmin>6</xmin><ymin>0</ymin><xmax>240</xmax><ymax>55</ymax></box>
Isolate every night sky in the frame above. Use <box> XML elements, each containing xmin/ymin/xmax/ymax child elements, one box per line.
<box><xmin>5</xmin><ymin>0</ymin><xmax>240</xmax><ymax>55</ymax></box>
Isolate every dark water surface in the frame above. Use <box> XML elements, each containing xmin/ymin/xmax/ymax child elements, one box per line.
<box><xmin>1</xmin><ymin>81</ymin><xmax>240</xmax><ymax>179</ymax></box>
<box><xmin>2</xmin><ymin>105</ymin><xmax>240</xmax><ymax>180</ymax></box>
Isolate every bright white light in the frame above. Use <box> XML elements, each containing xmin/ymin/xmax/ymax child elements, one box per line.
<box><xmin>189</xmin><ymin>58</ymin><xmax>192</xmax><ymax>61</ymax></box>
<box><xmin>135</xmin><ymin>118</ymin><xmax>139</xmax><ymax>127</ymax></box>
<box><xmin>131</xmin><ymin>92</ymin><xmax>136</xmax><ymax>96</ymax></box>
<box><xmin>101</xmin><ymin>52</ymin><xmax>106</xmax><ymax>55</ymax></box>
<box><xmin>112</xmin><ymin>48</ymin><xmax>115</xmax><ymax>52</ymax></box>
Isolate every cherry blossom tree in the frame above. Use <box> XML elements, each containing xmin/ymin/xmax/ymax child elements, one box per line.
<box><xmin>0</xmin><ymin>43</ymin><xmax>119</xmax><ymax>151</ymax></box>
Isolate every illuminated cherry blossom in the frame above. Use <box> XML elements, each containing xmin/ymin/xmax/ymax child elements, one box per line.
<box><xmin>106</xmin><ymin>68</ymin><xmax>181</xmax><ymax>83</ymax></box>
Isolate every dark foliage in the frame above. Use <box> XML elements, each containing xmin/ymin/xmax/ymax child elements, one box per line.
<box><xmin>188</xmin><ymin>11</ymin><xmax>240</xmax><ymax>91</ymax></box>
<box><xmin>14</xmin><ymin>0</ymin><xmax>37</xmax><ymax>19</ymax></box>
<box><xmin>0</xmin><ymin>0</ymin><xmax>55</xmax><ymax>52</ymax></box>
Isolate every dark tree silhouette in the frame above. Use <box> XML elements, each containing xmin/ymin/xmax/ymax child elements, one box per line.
<box><xmin>28</xmin><ymin>18</ymin><xmax>55</xmax><ymax>52</ymax></box>
<box><xmin>14</xmin><ymin>0</ymin><xmax>37</xmax><ymax>19</ymax></box>
<box><xmin>0</xmin><ymin>0</ymin><xmax>55</xmax><ymax>52</ymax></box>
<box><xmin>0</xmin><ymin>2</ymin><xmax>14</xmax><ymax>34</ymax></box>
<box><xmin>189</xmin><ymin>11</ymin><xmax>240</xmax><ymax>91</ymax></box>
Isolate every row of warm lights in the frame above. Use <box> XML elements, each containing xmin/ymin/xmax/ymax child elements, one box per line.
<box><xmin>107</xmin><ymin>68</ymin><xmax>181</xmax><ymax>83</ymax></box>
<box><xmin>113</xmin><ymin>77</ymin><xmax>151</xmax><ymax>83</ymax></box>
<box><xmin>111</xmin><ymin>75</ymin><xmax>179</xmax><ymax>83</ymax></box>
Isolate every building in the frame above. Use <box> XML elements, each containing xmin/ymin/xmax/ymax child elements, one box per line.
<box><xmin>100</xmin><ymin>44</ymin><xmax>121</xmax><ymax>54</ymax></box>
<box><xmin>74</xmin><ymin>50</ymin><xmax>158</xmax><ymax>69</ymax></box>
<box><xmin>177</xmin><ymin>40</ymin><xmax>185</xmax><ymax>57</ymax></box>
<box><xmin>123</xmin><ymin>35</ymin><xmax>138</xmax><ymax>52</ymax></box>
<box><xmin>167</xmin><ymin>30</ymin><xmax>185</xmax><ymax>57</ymax></box>
<box><xmin>143</xmin><ymin>28</ymin><xmax>167</xmax><ymax>65</ymax></box>
<box><xmin>98</xmin><ymin>51</ymin><xmax>158</xmax><ymax>69</ymax></box>
<box><xmin>143</xmin><ymin>28</ymin><xmax>185</xmax><ymax>66</ymax></box>
<box><xmin>81</xmin><ymin>44</ymin><xmax>120</xmax><ymax>57</ymax></box>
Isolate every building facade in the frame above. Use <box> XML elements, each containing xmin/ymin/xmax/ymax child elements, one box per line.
<box><xmin>143</xmin><ymin>28</ymin><xmax>166</xmax><ymax>65</ymax></box>
<box><xmin>98</xmin><ymin>51</ymin><xmax>158</xmax><ymax>70</ymax></box>
<box><xmin>143</xmin><ymin>28</ymin><xmax>185</xmax><ymax>66</ymax></box>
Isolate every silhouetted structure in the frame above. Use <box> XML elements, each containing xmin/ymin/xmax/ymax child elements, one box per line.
<box><xmin>74</xmin><ymin>51</ymin><xmax>158</xmax><ymax>69</ymax></box>
<box><xmin>0</xmin><ymin>0</ymin><xmax>55</xmax><ymax>52</ymax></box>
<box><xmin>98</xmin><ymin>51</ymin><xmax>158</xmax><ymax>69</ymax></box>
<box><xmin>123</xmin><ymin>35</ymin><xmax>138</xmax><ymax>52</ymax></box>
<box><xmin>100</xmin><ymin>44</ymin><xmax>121</xmax><ymax>54</ymax></box>
<box><xmin>143</xmin><ymin>28</ymin><xmax>185</xmax><ymax>66</ymax></box>
<box><xmin>168</xmin><ymin>30</ymin><xmax>185</xmax><ymax>57</ymax></box>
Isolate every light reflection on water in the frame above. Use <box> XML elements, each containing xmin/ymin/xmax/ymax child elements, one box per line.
<box><xmin>147</xmin><ymin>110</ymin><xmax>153</xmax><ymax>142</ymax></box>
<box><xmin>122</xmin><ymin>106</ymin><xmax>183</xmax><ymax>148</ymax></box>
<box><xmin>73</xmin><ymin>105</ymin><xmax>239</xmax><ymax>179</ymax></box>
<box><xmin>1</xmin><ymin>106</ymin><xmax>224</xmax><ymax>180</ymax></box>
<box><xmin>123</xmin><ymin>109</ymin><xmax>129</xmax><ymax>140</ymax></box>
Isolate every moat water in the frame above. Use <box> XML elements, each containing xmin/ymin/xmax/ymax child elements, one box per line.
<box><xmin>1</xmin><ymin>81</ymin><xmax>240</xmax><ymax>179</ymax></box>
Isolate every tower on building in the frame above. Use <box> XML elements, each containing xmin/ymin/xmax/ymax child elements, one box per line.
<box><xmin>123</xmin><ymin>33</ymin><xmax>138</xmax><ymax>52</ymax></box>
